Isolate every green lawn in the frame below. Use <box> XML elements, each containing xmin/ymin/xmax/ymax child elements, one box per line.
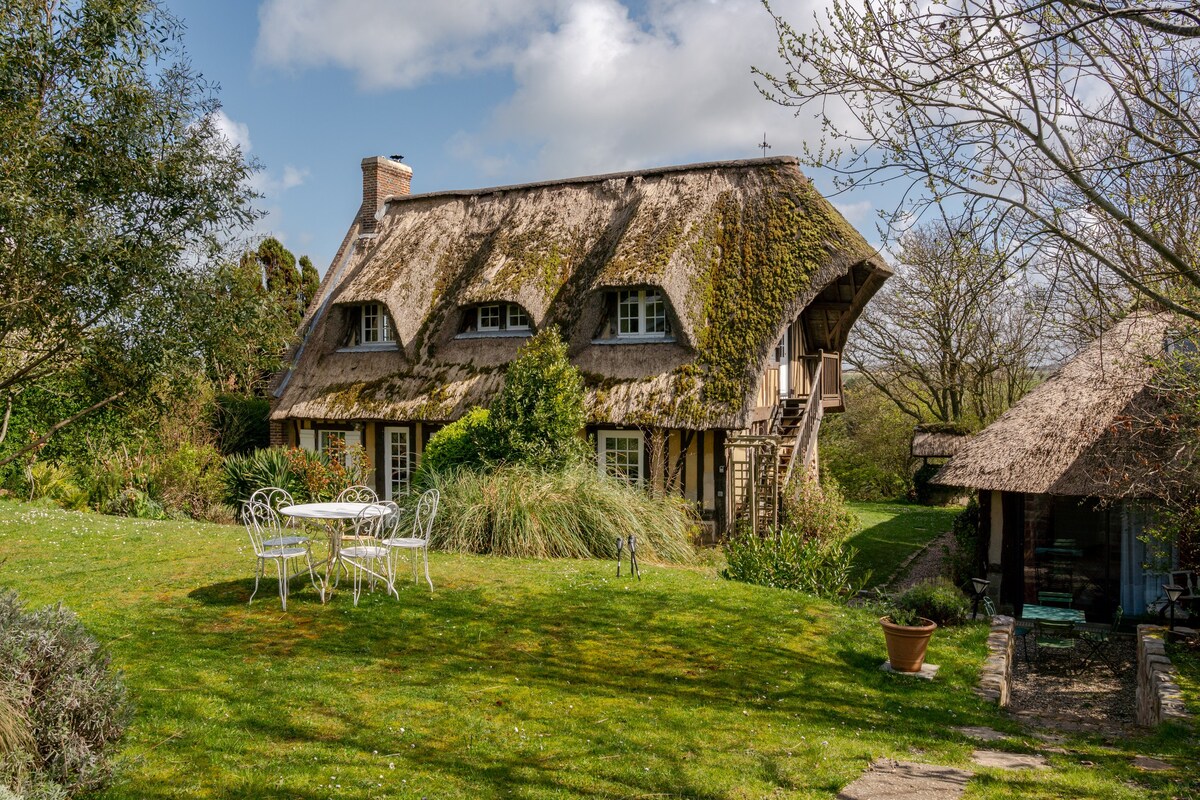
<box><xmin>847</xmin><ymin>502</ymin><xmax>962</xmax><ymax>587</ymax></box>
<box><xmin>0</xmin><ymin>501</ymin><xmax>1189</xmax><ymax>798</ymax></box>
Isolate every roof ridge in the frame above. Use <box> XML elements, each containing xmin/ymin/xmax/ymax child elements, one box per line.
<box><xmin>382</xmin><ymin>155</ymin><xmax>803</xmax><ymax>205</ymax></box>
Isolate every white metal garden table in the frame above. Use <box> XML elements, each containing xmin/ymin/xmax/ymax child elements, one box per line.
<box><xmin>279</xmin><ymin>502</ymin><xmax>393</xmax><ymax>603</ymax></box>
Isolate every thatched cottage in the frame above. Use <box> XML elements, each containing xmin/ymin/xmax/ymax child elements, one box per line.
<box><xmin>934</xmin><ymin>311</ymin><xmax>1185</xmax><ymax>619</ymax></box>
<box><xmin>270</xmin><ymin>155</ymin><xmax>889</xmax><ymax>537</ymax></box>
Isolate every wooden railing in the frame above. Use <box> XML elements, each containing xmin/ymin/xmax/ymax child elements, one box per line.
<box><xmin>821</xmin><ymin>351</ymin><xmax>842</xmax><ymax>405</ymax></box>
<box><xmin>783</xmin><ymin>357</ymin><xmax>825</xmax><ymax>491</ymax></box>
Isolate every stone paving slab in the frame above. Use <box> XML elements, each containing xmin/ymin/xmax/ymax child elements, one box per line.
<box><xmin>880</xmin><ymin>661</ymin><xmax>940</xmax><ymax>680</ymax></box>
<box><xmin>952</xmin><ymin>726</ymin><xmax>1008</xmax><ymax>742</ymax></box>
<box><xmin>971</xmin><ymin>750</ymin><xmax>1049</xmax><ymax>770</ymax></box>
<box><xmin>1133</xmin><ymin>755</ymin><xmax>1172</xmax><ymax>771</ymax></box>
<box><xmin>837</xmin><ymin>759</ymin><xmax>972</xmax><ymax>800</ymax></box>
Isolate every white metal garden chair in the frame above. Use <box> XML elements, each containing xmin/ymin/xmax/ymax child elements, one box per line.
<box><xmin>336</xmin><ymin>485</ymin><xmax>379</xmax><ymax>503</ymax></box>
<box><xmin>247</xmin><ymin>487</ymin><xmax>309</xmax><ymax>549</ymax></box>
<box><xmin>338</xmin><ymin>502</ymin><xmax>398</xmax><ymax>605</ymax></box>
<box><xmin>383</xmin><ymin>488</ymin><xmax>439</xmax><ymax>592</ymax></box>
<box><xmin>243</xmin><ymin>500</ymin><xmax>320</xmax><ymax>611</ymax></box>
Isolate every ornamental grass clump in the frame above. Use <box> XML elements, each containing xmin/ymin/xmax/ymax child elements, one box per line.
<box><xmin>422</xmin><ymin>463</ymin><xmax>696</xmax><ymax>563</ymax></box>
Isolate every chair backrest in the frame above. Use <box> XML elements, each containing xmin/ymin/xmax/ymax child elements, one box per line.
<box><xmin>411</xmin><ymin>488</ymin><xmax>439</xmax><ymax>543</ymax></box>
<box><xmin>351</xmin><ymin>502</ymin><xmax>387</xmax><ymax>542</ymax></box>
<box><xmin>1037</xmin><ymin>619</ymin><xmax>1075</xmax><ymax>638</ymax></box>
<box><xmin>249</xmin><ymin>487</ymin><xmax>296</xmax><ymax>527</ymax></box>
<box><xmin>243</xmin><ymin>498</ymin><xmax>284</xmax><ymax>556</ymax></box>
<box><xmin>337</xmin><ymin>485</ymin><xmax>378</xmax><ymax>503</ymax></box>
<box><xmin>1112</xmin><ymin>605</ymin><xmax>1124</xmax><ymax>631</ymax></box>
<box><xmin>375</xmin><ymin>500</ymin><xmax>402</xmax><ymax>542</ymax></box>
<box><xmin>1037</xmin><ymin>591</ymin><xmax>1074</xmax><ymax>608</ymax></box>
<box><xmin>982</xmin><ymin>596</ymin><xmax>997</xmax><ymax>617</ymax></box>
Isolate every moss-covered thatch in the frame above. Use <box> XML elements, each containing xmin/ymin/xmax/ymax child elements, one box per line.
<box><xmin>933</xmin><ymin>312</ymin><xmax>1174</xmax><ymax>496</ymax></box>
<box><xmin>273</xmin><ymin>157</ymin><xmax>888</xmax><ymax>429</ymax></box>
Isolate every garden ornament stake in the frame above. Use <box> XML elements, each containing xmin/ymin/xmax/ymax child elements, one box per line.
<box><xmin>627</xmin><ymin>535</ymin><xmax>640</xmax><ymax>580</ymax></box>
<box><xmin>616</xmin><ymin>537</ymin><xmax>624</xmax><ymax>577</ymax></box>
<box><xmin>971</xmin><ymin>577</ymin><xmax>990</xmax><ymax>621</ymax></box>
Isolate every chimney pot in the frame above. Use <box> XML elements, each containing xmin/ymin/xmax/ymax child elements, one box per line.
<box><xmin>360</xmin><ymin>155</ymin><xmax>412</xmax><ymax>234</ymax></box>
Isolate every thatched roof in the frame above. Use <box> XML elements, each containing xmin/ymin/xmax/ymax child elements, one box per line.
<box><xmin>933</xmin><ymin>311</ymin><xmax>1175</xmax><ymax>496</ymax></box>
<box><xmin>272</xmin><ymin>156</ymin><xmax>889</xmax><ymax>429</ymax></box>
<box><xmin>911</xmin><ymin>430</ymin><xmax>970</xmax><ymax>459</ymax></box>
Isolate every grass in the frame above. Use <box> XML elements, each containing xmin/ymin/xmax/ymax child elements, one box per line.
<box><xmin>847</xmin><ymin>501</ymin><xmax>962</xmax><ymax>587</ymax></box>
<box><xmin>0</xmin><ymin>500</ymin><xmax>1191</xmax><ymax>798</ymax></box>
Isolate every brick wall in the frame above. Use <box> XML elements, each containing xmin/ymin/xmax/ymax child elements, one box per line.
<box><xmin>360</xmin><ymin>156</ymin><xmax>412</xmax><ymax>234</ymax></box>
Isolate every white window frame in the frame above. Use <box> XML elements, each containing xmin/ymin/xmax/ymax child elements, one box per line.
<box><xmin>507</xmin><ymin>304</ymin><xmax>530</xmax><ymax>331</ymax></box>
<box><xmin>616</xmin><ymin>290</ymin><xmax>668</xmax><ymax>339</ymax></box>
<box><xmin>359</xmin><ymin>303</ymin><xmax>395</xmax><ymax>345</ymax></box>
<box><xmin>478</xmin><ymin>304</ymin><xmax>502</xmax><ymax>332</ymax></box>
<box><xmin>598</xmin><ymin>430</ymin><xmax>645</xmax><ymax>486</ymax></box>
<box><xmin>383</xmin><ymin>426</ymin><xmax>411</xmax><ymax>500</ymax></box>
<box><xmin>316</xmin><ymin>429</ymin><xmax>360</xmax><ymax>468</ymax></box>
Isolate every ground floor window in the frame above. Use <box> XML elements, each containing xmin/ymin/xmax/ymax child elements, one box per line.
<box><xmin>598</xmin><ymin>430</ymin><xmax>644</xmax><ymax>486</ymax></box>
<box><xmin>383</xmin><ymin>426</ymin><xmax>411</xmax><ymax>500</ymax></box>
<box><xmin>298</xmin><ymin>427</ymin><xmax>361</xmax><ymax>469</ymax></box>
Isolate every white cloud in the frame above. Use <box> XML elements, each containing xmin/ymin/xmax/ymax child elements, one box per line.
<box><xmin>255</xmin><ymin>0</ymin><xmax>561</xmax><ymax>89</ymax></box>
<box><xmin>255</xmin><ymin>0</ymin><xmax>836</xmax><ymax>177</ymax></box>
<box><xmin>212</xmin><ymin>109</ymin><xmax>252</xmax><ymax>153</ymax></box>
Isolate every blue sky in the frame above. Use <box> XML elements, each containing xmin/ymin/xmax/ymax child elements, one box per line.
<box><xmin>165</xmin><ymin>0</ymin><xmax>859</xmax><ymax>272</ymax></box>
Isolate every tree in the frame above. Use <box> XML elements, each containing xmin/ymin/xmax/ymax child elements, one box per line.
<box><xmin>757</xmin><ymin>0</ymin><xmax>1200</xmax><ymax>320</ymax></box>
<box><xmin>0</xmin><ymin>0</ymin><xmax>257</xmax><ymax>466</ymax></box>
<box><xmin>845</xmin><ymin>219</ymin><xmax>1046</xmax><ymax>426</ymax></box>
<box><xmin>485</xmin><ymin>328</ymin><xmax>588</xmax><ymax>471</ymax></box>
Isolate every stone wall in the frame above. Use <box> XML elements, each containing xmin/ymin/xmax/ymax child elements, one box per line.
<box><xmin>976</xmin><ymin>615</ymin><xmax>1015</xmax><ymax>707</ymax></box>
<box><xmin>1136</xmin><ymin>625</ymin><xmax>1191</xmax><ymax>727</ymax></box>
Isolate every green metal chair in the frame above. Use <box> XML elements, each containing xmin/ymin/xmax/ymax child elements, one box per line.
<box><xmin>1037</xmin><ymin>591</ymin><xmax>1074</xmax><ymax>607</ymax></box>
<box><xmin>1079</xmin><ymin>606</ymin><xmax>1123</xmax><ymax>675</ymax></box>
<box><xmin>1034</xmin><ymin>619</ymin><xmax>1077</xmax><ymax>670</ymax></box>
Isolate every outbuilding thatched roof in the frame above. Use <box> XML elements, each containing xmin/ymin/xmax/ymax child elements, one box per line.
<box><xmin>911</xmin><ymin>430</ymin><xmax>970</xmax><ymax>459</ymax></box>
<box><xmin>272</xmin><ymin>157</ymin><xmax>889</xmax><ymax>429</ymax></box>
<box><xmin>933</xmin><ymin>311</ymin><xmax>1175</xmax><ymax>496</ymax></box>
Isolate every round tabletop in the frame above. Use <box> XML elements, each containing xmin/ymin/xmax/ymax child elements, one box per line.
<box><xmin>279</xmin><ymin>502</ymin><xmax>391</xmax><ymax>520</ymax></box>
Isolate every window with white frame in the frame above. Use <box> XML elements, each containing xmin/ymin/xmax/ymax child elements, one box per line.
<box><xmin>507</xmin><ymin>304</ymin><xmax>530</xmax><ymax>330</ymax></box>
<box><xmin>383</xmin><ymin>426</ymin><xmax>410</xmax><ymax>500</ymax></box>
<box><xmin>604</xmin><ymin>289</ymin><xmax>671</xmax><ymax>340</ymax></box>
<box><xmin>598</xmin><ymin>430</ymin><xmax>644</xmax><ymax>486</ymax></box>
<box><xmin>314</xmin><ymin>429</ymin><xmax>361</xmax><ymax>468</ymax></box>
<box><xmin>458</xmin><ymin>302</ymin><xmax>534</xmax><ymax>336</ymax></box>
<box><xmin>344</xmin><ymin>303</ymin><xmax>396</xmax><ymax>347</ymax></box>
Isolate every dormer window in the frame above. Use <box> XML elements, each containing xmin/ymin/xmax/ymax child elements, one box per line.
<box><xmin>458</xmin><ymin>302</ymin><xmax>533</xmax><ymax>338</ymax></box>
<box><xmin>594</xmin><ymin>288</ymin><xmax>674</xmax><ymax>343</ymax></box>
<box><xmin>341</xmin><ymin>303</ymin><xmax>398</xmax><ymax>349</ymax></box>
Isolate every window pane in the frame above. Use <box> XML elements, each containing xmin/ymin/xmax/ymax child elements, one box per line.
<box><xmin>381</xmin><ymin>310</ymin><xmax>394</xmax><ymax>342</ymax></box>
<box><xmin>317</xmin><ymin>430</ymin><xmax>346</xmax><ymax>453</ymax></box>
<box><xmin>507</xmin><ymin>304</ymin><xmax>529</xmax><ymax>330</ymax></box>
<box><xmin>603</xmin><ymin>434</ymin><xmax>641</xmax><ymax>484</ymax></box>
<box><xmin>387</xmin><ymin>429</ymin><xmax>409</xmax><ymax>499</ymax></box>
<box><xmin>618</xmin><ymin>291</ymin><xmax>639</xmax><ymax>335</ymax></box>
<box><xmin>645</xmin><ymin>292</ymin><xmax>666</xmax><ymax>334</ymax></box>
<box><xmin>479</xmin><ymin>305</ymin><xmax>501</xmax><ymax>330</ymax></box>
<box><xmin>362</xmin><ymin>304</ymin><xmax>380</xmax><ymax>343</ymax></box>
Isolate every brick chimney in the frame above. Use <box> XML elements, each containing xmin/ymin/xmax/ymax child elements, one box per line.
<box><xmin>360</xmin><ymin>155</ymin><xmax>412</xmax><ymax>234</ymax></box>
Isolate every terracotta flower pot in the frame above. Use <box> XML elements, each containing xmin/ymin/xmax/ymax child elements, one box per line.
<box><xmin>879</xmin><ymin>616</ymin><xmax>937</xmax><ymax>672</ymax></box>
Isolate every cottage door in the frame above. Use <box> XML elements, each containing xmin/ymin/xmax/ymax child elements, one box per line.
<box><xmin>383</xmin><ymin>426</ymin><xmax>411</xmax><ymax>500</ymax></box>
<box><xmin>1000</xmin><ymin>492</ymin><xmax>1026</xmax><ymax>612</ymax></box>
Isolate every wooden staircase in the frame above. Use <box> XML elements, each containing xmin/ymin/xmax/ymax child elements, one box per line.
<box><xmin>727</xmin><ymin>364</ymin><xmax>827</xmax><ymax>535</ymax></box>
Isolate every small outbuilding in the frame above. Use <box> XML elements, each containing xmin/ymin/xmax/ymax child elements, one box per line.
<box><xmin>933</xmin><ymin>311</ymin><xmax>1184</xmax><ymax>620</ymax></box>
